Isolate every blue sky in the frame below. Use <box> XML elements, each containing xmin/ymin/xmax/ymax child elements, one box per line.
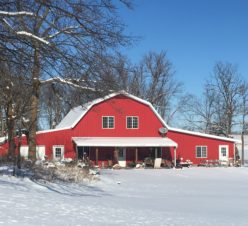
<box><xmin>119</xmin><ymin>0</ymin><xmax>248</xmax><ymax>96</ymax></box>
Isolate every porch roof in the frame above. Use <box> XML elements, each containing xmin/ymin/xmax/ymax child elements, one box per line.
<box><xmin>72</xmin><ymin>137</ymin><xmax>178</xmax><ymax>148</ymax></box>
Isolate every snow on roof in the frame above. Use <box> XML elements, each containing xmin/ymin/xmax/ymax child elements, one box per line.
<box><xmin>72</xmin><ymin>137</ymin><xmax>178</xmax><ymax>147</ymax></box>
<box><xmin>168</xmin><ymin>127</ymin><xmax>241</xmax><ymax>143</ymax></box>
<box><xmin>55</xmin><ymin>105</ymin><xmax>89</xmax><ymax>129</ymax></box>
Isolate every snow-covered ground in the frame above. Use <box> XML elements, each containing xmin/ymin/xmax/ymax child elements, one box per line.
<box><xmin>1</xmin><ymin>167</ymin><xmax>248</xmax><ymax>226</ymax></box>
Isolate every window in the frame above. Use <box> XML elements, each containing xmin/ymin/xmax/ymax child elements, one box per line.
<box><xmin>221</xmin><ymin>147</ymin><xmax>227</xmax><ymax>157</ymax></box>
<box><xmin>53</xmin><ymin>145</ymin><xmax>64</xmax><ymax>160</ymax></box>
<box><xmin>102</xmin><ymin>116</ymin><xmax>114</xmax><ymax>129</ymax></box>
<box><xmin>126</xmin><ymin>116</ymin><xmax>138</xmax><ymax>129</ymax></box>
<box><xmin>55</xmin><ymin>148</ymin><xmax>62</xmax><ymax>158</ymax></box>
<box><xmin>196</xmin><ymin>146</ymin><xmax>207</xmax><ymax>158</ymax></box>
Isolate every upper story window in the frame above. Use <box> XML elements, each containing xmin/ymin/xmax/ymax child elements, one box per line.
<box><xmin>196</xmin><ymin>146</ymin><xmax>207</xmax><ymax>158</ymax></box>
<box><xmin>102</xmin><ymin>116</ymin><xmax>114</xmax><ymax>129</ymax></box>
<box><xmin>126</xmin><ymin>116</ymin><xmax>138</xmax><ymax>129</ymax></box>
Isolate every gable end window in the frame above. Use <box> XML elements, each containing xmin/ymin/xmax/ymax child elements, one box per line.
<box><xmin>126</xmin><ymin>116</ymin><xmax>138</xmax><ymax>129</ymax></box>
<box><xmin>196</xmin><ymin>146</ymin><xmax>207</xmax><ymax>158</ymax></box>
<box><xmin>102</xmin><ymin>116</ymin><xmax>114</xmax><ymax>129</ymax></box>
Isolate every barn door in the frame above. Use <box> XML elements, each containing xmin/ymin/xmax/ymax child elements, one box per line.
<box><xmin>219</xmin><ymin>145</ymin><xmax>229</xmax><ymax>162</ymax></box>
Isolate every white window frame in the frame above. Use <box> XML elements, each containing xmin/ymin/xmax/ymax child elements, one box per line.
<box><xmin>126</xmin><ymin>116</ymin><xmax>139</xmax><ymax>129</ymax></box>
<box><xmin>53</xmin><ymin>145</ymin><xmax>64</xmax><ymax>160</ymax></box>
<box><xmin>196</xmin><ymin>146</ymin><xmax>207</xmax><ymax>158</ymax></box>
<box><xmin>102</xmin><ymin>116</ymin><xmax>115</xmax><ymax>129</ymax></box>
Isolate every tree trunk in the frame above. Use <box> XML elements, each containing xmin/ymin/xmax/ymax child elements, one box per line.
<box><xmin>28</xmin><ymin>47</ymin><xmax>40</xmax><ymax>161</ymax></box>
<box><xmin>6</xmin><ymin>94</ymin><xmax>16</xmax><ymax>162</ymax></box>
<box><xmin>7</xmin><ymin>118</ymin><xmax>15</xmax><ymax>162</ymax></box>
<box><xmin>16</xmin><ymin>129</ymin><xmax>22</xmax><ymax>169</ymax></box>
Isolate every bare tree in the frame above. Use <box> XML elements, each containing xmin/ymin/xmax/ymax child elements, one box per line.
<box><xmin>0</xmin><ymin>60</ymin><xmax>31</xmax><ymax>167</ymax></box>
<box><xmin>182</xmin><ymin>84</ymin><xmax>217</xmax><ymax>133</ymax></box>
<box><xmin>182</xmin><ymin>62</ymin><xmax>245</xmax><ymax>136</ymax></box>
<box><xmin>208</xmin><ymin>62</ymin><xmax>242</xmax><ymax>135</ymax></box>
<box><xmin>128</xmin><ymin>51</ymin><xmax>182</xmax><ymax>121</ymax></box>
<box><xmin>0</xmin><ymin>0</ymin><xmax>133</xmax><ymax>160</ymax></box>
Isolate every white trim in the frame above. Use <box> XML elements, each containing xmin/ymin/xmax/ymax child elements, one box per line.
<box><xmin>126</xmin><ymin>116</ymin><xmax>139</xmax><ymax>129</ymax></box>
<box><xmin>52</xmin><ymin>145</ymin><xmax>64</xmax><ymax>160</ymax></box>
<box><xmin>37</xmin><ymin>127</ymin><xmax>70</xmax><ymax>134</ymax></box>
<box><xmin>102</xmin><ymin>116</ymin><xmax>115</xmax><ymax>129</ymax></box>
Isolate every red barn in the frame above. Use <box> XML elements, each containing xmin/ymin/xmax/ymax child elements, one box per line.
<box><xmin>1</xmin><ymin>91</ymin><xmax>240</xmax><ymax>167</ymax></box>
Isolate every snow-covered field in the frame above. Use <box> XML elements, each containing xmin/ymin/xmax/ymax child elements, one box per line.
<box><xmin>1</xmin><ymin>167</ymin><xmax>248</xmax><ymax>226</ymax></box>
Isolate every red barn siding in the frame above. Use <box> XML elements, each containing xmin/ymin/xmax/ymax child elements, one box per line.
<box><xmin>71</xmin><ymin>95</ymin><xmax>164</xmax><ymax>137</ymax></box>
<box><xmin>167</xmin><ymin>130</ymin><xmax>235</xmax><ymax>165</ymax></box>
<box><xmin>36</xmin><ymin>129</ymin><xmax>75</xmax><ymax>159</ymax></box>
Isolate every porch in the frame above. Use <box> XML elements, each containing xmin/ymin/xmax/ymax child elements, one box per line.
<box><xmin>72</xmin><ymin>137</ymin><xmax>178</xmax><ymax>168</ymax></box>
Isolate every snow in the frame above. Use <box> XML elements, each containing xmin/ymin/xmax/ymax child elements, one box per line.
<box><xmin>0</xmin><ymin>11</ymin><xmax>34</xmax><ymax>17</ymax></box>
<box><xmin>72</xmin><ymin>137</ymin><xmax>178</xmax><ymax>147</ymax></box>
<box><xmin>16</xmin><ymin>31</ymin><xmax>50</xmax><ymax>45</ymax></box>
<box><xmin>41</xmin><ymin>77</ymin><xmax>96</xmax><ymax>91</ymax></box>
<box><xmin>1</xmin><ymin>167</ymin><xmax>248</xmax><ymax>225</ymax></box>
<box><xmin>0</xmin><ymin>137</ymin><xmax>6</xmax><ymax>143</ymax></box>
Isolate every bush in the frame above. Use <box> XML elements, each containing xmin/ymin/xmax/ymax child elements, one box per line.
<box><xmin>127</xmin><ymin>161</ymin><xmax>136</xmax><ymax>168</ymax></box>
<box><xmin>31</xmin><ymin>161</ymin><xmax>96</xmax><ymax>183</ymax></box>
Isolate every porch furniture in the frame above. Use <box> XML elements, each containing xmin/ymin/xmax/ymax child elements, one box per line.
<box><xmin>154</xmin><ymin>158</ymin><xmax>162</xmax><ymax>168</ymax></box>
<box><xmin>144</xmin><ymin>157</ymin><xmax>154</xmax><ymax>167</ymax></box>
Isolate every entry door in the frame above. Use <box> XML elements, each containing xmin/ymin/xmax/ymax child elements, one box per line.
<box><xmin>118</xmin><ymin>148</ymin><xmax>126</xmax><ymax>167</ymax></box>
<box><xmin>219</xmin><ymin>145</ymin><xmax>229</xmax><ymax>161</ymax></box>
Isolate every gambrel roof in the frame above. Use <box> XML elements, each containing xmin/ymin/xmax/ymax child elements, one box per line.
<box><xmin>39</xmin><ymin>91</ymin><xmax>240</xmax><ymax>143</ymax></box>
<box><xmin>55</xmin><ymin>90</ymin><xmax>167</xmax><ymax>130</ymax></box>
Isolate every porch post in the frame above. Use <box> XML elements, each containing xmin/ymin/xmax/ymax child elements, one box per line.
<box><xmin>174</xmin><ymin>147</ymin><xmax>177</xmax><ymax>168</ymax></box>
<box><xmin>96</xmin><ymin>148</ymin><xmax>99</xmax><ymax>166</ymax></box>
<box><xmin>155</xmin><ymin>148</ymin><xmax>158</xmax><ymax>158</ymax></box>
<box><xmin>135</xmin><ymin>148</ymin><xmax>138</xmax><ymax>163</ymax></box>
<box><xmin>114</xmin><ymin>148</ymin><xmax>119</xmax><ymax>164</ymax></box>
<box><xmin>76</xmin><ymin>145</ymin><xmax>79</xmax><ymax>162</ymax></box>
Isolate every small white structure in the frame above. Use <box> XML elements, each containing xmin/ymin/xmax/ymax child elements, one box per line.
<box><xmin>231</xmin><ymin>134</ymin><xmax>248</xmax><ymax>164</ymax></box>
